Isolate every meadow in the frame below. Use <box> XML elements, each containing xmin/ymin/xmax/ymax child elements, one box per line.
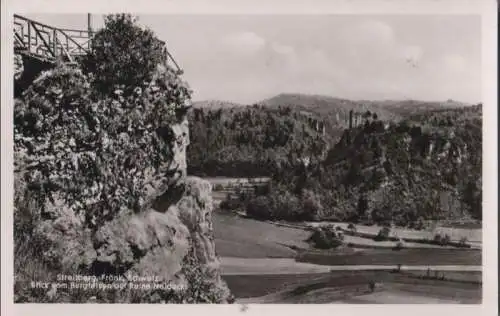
<box><xmin>211</xmin><ymin>179</ymin><xmax>482</xmax><ymax>304</ymax></box>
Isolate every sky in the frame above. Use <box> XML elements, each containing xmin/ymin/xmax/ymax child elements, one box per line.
<box><xmin>24</xmin><ymin>14</ymin><xmax>482</xmax><ymax>104</ymax></box>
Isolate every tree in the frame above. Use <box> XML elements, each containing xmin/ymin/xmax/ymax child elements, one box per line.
<box><xmin>374</xmin><ymin>227</ymin><xmax>391</xmax><ymax>241</ymax></box>
<box><xmin>356</xmin><ymin>195</ymin><xmax>369</xmax><ymax>219</ymax></box>
<box><xmin>307</xmin><ymin>225</ymin><xmax>344</xmax><ymax>249</ymax></box>
<box><xmin>301</xmin><ymin>190</ymin><xmax>323</xmax><ymax>221</ymax></box>
<box><xmin>347</xmin><ymin>223</ymin><xmax>357</xmax><ymax>232</ymax></box>
<box><xmin>85</xmin><ymin>14</ymin><xmax>167</xmax><ymax>95</ymax></box>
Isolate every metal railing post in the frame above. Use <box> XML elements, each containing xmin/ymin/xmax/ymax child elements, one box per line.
<box><xmin>53</xmin><ymin>29</ymin><xmax>57</xmax><ymax>58</ymax></box>
<box><xmin>27</xmin><ymin>22</ymin><xmax>31</xmax><ymax>53</ymax></box>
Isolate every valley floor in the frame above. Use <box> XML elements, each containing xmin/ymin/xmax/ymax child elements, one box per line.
<box><xmin>223</xmin><ymin>270</ymin><xmax>482</xmax><ymax>304</ymax></box>
<box><xmin>213</xmin><ymin>211</ymin><xmax>482</xmax><ymax>304</ymax></box>
<box><xmin>209</xmin><ymin>177</ymin><xmax>482</xmax><ymax>304</ymax></box>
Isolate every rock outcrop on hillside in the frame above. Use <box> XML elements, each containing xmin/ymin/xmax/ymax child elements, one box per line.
<box><xmin>14</xmin><ymin>63</ymin><xmax>232</xmax><ymax>303</ymax></box>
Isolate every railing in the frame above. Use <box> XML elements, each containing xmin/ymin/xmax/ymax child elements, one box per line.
<box><xmin>159</xmin><ymin>40</ymin><xmax>183</xmax><ymax>74</ymax></box>
<box><xmin>14</xmin><ymin>14</ymin><xmax>90</xmax><ymax>63</ymax></box>
<box><xmin>14</xmin><ymin>14</ymin><xmax>183</xmax><ymax>73</ymax></box>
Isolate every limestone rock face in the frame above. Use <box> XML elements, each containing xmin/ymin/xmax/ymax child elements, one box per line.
<box><xmin>177</xmin><ymin>177</ymin><xmax>220</xmax><ymax>273</ymax></box>
<box><xmin>93</xmin><ymin>206</ymin><xmax>191</xmax><ymax>281</ymax></box>
<box><xmin>142</xmin><ymin>115</ymin><xmax>190</xmax><ymax>208</ymax></box>
<box><xmin>34</xmin><ymin>194</ymin><xmax>97</xmax><ymax>271</ymax></box>
<box><xmin>89</xmin><ymin>176</ymin><xmax>231</xmax><ymax>303</ymax></box>
<box><xmin>23</xmin><ymin>108</ymin><xmax>232</xmax><ymax>303</ymax></box>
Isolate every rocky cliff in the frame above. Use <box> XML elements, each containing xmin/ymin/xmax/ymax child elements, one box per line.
<box><xmin>14</xmin><ymin>63</ymin><xmax>232</xmax><ymax>303</ymax></box>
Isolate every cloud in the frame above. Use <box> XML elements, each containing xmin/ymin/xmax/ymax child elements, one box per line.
<box><xmin>221</xmin><ymin>31</ymin><xmax>266</xmax><ymax>54</ymax></box>
<box><xmin>180</xmin><ymin>17</ymin><xmax>479</xmax><ymax>104</ymax></box>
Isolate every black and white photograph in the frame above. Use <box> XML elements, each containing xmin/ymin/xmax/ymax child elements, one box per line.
<box><xmin>2</xmin><ymin>0</ymin><xmax>497</xmax><ymax>313</ymax></box>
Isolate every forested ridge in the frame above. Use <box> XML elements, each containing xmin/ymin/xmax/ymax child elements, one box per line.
<box><xmin>188</xmin><ymin>100</ymin><xmax>482</xmax><ymax>225</ymax></box>
<box><xmin>187</xmin><ymin>105</ymin><xmax>329</xmax><ymax>177</ymax></box>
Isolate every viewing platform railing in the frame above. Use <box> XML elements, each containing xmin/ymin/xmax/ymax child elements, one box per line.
<box><xmin>14</xmin><ymin>14</ymin><xmax>90</xmax><ymax>63</ymax></box>
<box><xmin>14</xmin><ymin>14</ymin><xmax>183</xmax><ymax>73</ymax></box>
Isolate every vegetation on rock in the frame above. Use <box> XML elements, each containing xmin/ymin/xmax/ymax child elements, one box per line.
<box><xmin>14</xmin><ymin>14</ymin><xmax>231</xmax><ymax>303</ymax></box>
<box><xmin>84</xmin><ymin>14</ymin><xmax>174</xmax><ymax>96</ymax></box>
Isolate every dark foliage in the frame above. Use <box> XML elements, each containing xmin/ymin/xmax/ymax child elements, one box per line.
<box><xmin>307</xmin><ymin>225</ymin><xmax>345</xmax><ymax>249</ymax></box>
<box><xmin>187</xmin><ymin>106</ymin><xmax>328</xmax><ymax>177</ymax></box>
<box><xmin>219</xmin><ymin>105</ymin><xmax>481</xmax><ymax>225</ymax></box>
<box><xmin>373</xmin><ymin>227</ymin><xmax>391</xmax><ymax>241</ymax></box>
<box><xmin>83</xmin><ymin>14</ymin><xmax>168</xmax><ymax>96</ymax></box>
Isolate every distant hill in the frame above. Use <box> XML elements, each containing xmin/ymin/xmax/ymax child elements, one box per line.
<box><xmin>361</xmin><ymin>99</ymin><xmax>473</xmax><ymax>117</ymax></box>
<box><xmin>192</xmin><ymin>100</ymin><xmax>245</xmax><ymax>109</ymax></box>
<box><xmin>257</xmin><ymin>93</ymin><xmax>400</xmax><ymax>142</ymax></box>
<box><xmin>194</xmin><ymin>94</ymin><xmax>475</xmax><ymax>120</ymax></box>
<box><xmin>191</xmin><ymin>93</ymin><xmax>479</xmax><ymax>149</ymax></box>
<box><xmin>259</xmin><ymin>93</ymin><xmax>473</xmax><ymax>121</ymax></box>
<box><xmin>259</xmin><ymin>93</ymin><xmax>398</xmax><ymax>124</ymax></box>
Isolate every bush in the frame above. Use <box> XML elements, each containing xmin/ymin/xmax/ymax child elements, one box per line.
<box><xmin>219</xmin><ymin>198</ymin><xmax>243</xmax><ymax>211</ymax></box>
<box><xmin>245</xmin><ymin>196</ymin><xmax>273</xmax><ymax>220</ymax></box>
<box><xmin>368</xmin><ymin>280</ymin><xmax>376</xmax><ymax>292</ymax></box>
<box><xmin>373</xmin><ymin>227</ymin><xmax>391</xmax><ymax>241</ymax></box>
<box><xmin>307</xmin><ymin>225</ymin><xmax>344</xmax><ymax>249</ymax></box>
<box><xmin>410</xmin><ymin>217</ymin><xmax>426</xmax><ymax>230</ymax></box>
<box><xmin>371</xmin><ymin>208</ymin><xmax>392</xmax><ymax>226</ymax></box>
<box><xmin>393</xmin><ymin>240</ymin><xmax>405</xmax><ymax>251</ymax></box>
<box><xmin>269</xmin><ymin>190</ymin><xmax>299</xmax><ymax>220</ymax></box>
<box><xmin>300</xmin><ymin>190</ymin><xmax>323</xmax><ymax>221</ymax></box>
<box><xmin>85</xmin><ymin>14</ymin><xmax>170</xmax><ymax>96</ymax></box>
<box><xmin>433</xmin><ymin>233</ymin><xmax>451</xmax><ymax>246</ymax></box>
<box><xmin>245</xmin><ymin>189</ymin><xmax>318</xmax><ymax>221</ymax></box>
<box><xmin>458</xmin><ymin>236</ymin><xmax>469</xmax><ymax>247</ymax></box>
<box><xmin>347</xmin><ymin>223</ymin><xmax>357</xmax><ymax>231</ymax></box>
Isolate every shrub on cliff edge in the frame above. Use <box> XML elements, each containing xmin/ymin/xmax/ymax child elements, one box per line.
<box><xmin>84</xmin><ymin>14</ymin><xmax>168</xmax><ymax>96</ymax></box>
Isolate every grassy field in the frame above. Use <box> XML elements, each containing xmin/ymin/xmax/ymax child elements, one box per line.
<box><xmin>214</xmin><ymin>212</ymin><xmax>482</xmax><ymax>265</ymax></box>
<box><xmin>212</xmin><ymin>199</ymin><xmax>482</xmax><ymax>304</ymax></box>
<box><xmin>307</xmin><ymin>221</ymin><xmax>482</xmax><ymax>244</ymax></box>
<box><xmin>336</xmin><ymin>290</ymin><xmax>461</xmax><ymax>304</ymax></box>
<box><xmin>213</xmin><ymin>212</ymin><xmax>309</xmax><ymax>258</ymax></box>
<box><xmin>223</xmin><ymin>270</ymin><xmax>482</xmax><ymax>303</ymax></box>
<box><xmin>297</xmin><ymin>248</ymin><xmax>481</xmax><ymax>266</ymax></box>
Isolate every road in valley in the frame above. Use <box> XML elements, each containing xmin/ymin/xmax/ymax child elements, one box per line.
<box><xmin>220</xmin><ymin>257</ymin><xmax>481</xmax><ymax>275</ymax></box>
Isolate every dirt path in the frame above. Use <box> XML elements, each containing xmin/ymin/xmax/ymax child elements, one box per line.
<box><xmin>220</xmin><ymin>257</ymin><xmax>482</xmax><ymax>275</ymax></box>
